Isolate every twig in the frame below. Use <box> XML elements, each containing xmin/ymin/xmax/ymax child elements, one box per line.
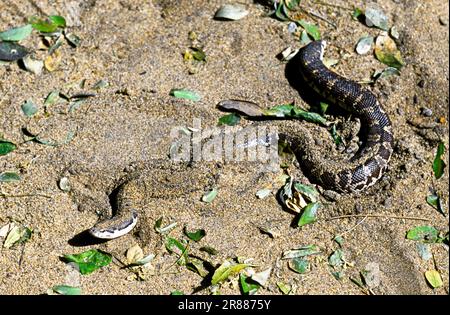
<box><xmin>163</xmin><ymin>242</ymin><xmax>191</xmax><ymax>273</ymax></box>
<box><xmin>0</xmin><ymin>193</ymin><xmax>52</xmax><ymax>199</ymax></box>
<box><xmin>301</xmin><ymin>7</ymin><xmax>337</xmax><ymax>28</ymax></box>
<box><xmin>314</xmin><ymin>0</ymin><xmax>353</xmax><ymax>11</ymax></box>
<box><xmin>326</xmin><ymin>214</ymin><xmax>431</xmax><ymax>222</ymax></box>
<box><xmin>336</xmin><ymin>215</ymin><xmax>368</xmax><ymax>238</ymax></box>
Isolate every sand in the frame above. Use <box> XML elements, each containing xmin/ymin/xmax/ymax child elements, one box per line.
<box><xmin>0</xmin><ymin>0</ymin><xmax>448</xmax><ymax>295</ymax></box>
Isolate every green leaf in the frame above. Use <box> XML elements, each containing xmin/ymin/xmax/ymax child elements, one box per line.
<box><xmin>184</xmin><ymin>227</ymin><xmax>206</xmax><ymax>242</ymax></box>
<box><xmin>425</xmin><ymin>270</ymin><xmax>443</xmax><ymax>288</ymax></box>
<box><xmin>218</xmin><ymin>113</ymin><xmax>240</xmax><ymax>126</ymax></box>
<box><xmin>170</xmin><ymin>290</ymin><xmax>184</xmax><ymax>295</ymax></box>
<box><xmin>211</xmin><ymin>261</ymin><xmax>250</xmax><ymax>285</ymax></box>
<box><xmin>191</xmin><ymin>47</ymin><xmax>206</xmax><ymax>61</ymax></box>
<box><xmin>0</xmin><ymin>140</ymin><xmax>16</xmax><ymax>156</ymax></box>
<box><xmin>0</xmin><ymin>24</ymin><xmax>33</xmax><ymax>42</ymax></box>
<box><xmin>299</xmin><ymin>30</ymin><xmax>312</xmax><ymax>45</ymax></box>
<box><xmin>49</xmin><ymin>15</ymin><xmax>66</xmax><ymax>28</ymax></box>
<box><xmin>333</xmin><ymin>235</ymin><xmax>344</xmax><ymax>247</ymax></box>
<box><xmin>276</xmin><ymin>281</ymin><xmax>291</xmax><ymax>294</ymax></box>
<box><xmin>416</xmin><ymin>243</ymin><xmax>432</xmax><ymax>261</ymax></box>
<box><xmin>282</xmin><ymin>244</ymin><xmax>320</xmax><ymax>259</ymax></box>
<box><xmin>328</xmin><ymin>249</ymin><xmax>344</xmax><ymax>268</ymax></box>
<box><xmin>288</xmin><ymin>257</ymin><xmax>309</xmax><ymax>274</ymax></box>
<box><xmin>263</xmin><ymin>104</ymin><xmax>329</xmax><ymax>126</ymax></box>
<box><xmin>44</xmin><ymin>91</ymin><xmax>60</xmax><ymax>106</ymax></box>
<box><xmin>297</xmin><ymin>20</ymin><xmax>321</xmax><ymax>40</ymax></box>
<box><xmin>22</xmin><ymin>128</ymin><xmax>76</xmax><ymax>147</ymax></box>
<box><xmin>372</xmin><ymin>67</ymin><xmax>400</xmax><ymax>81</ymax></box>
<box><xmin>291</xmin><ymin>107</ymin><xmax>328</xmax><ymax>126</ymax></box>
<box><xmin>331</xmin><ymin>271</ymin><xmax>344</xmax><ymax>280</ymax></box>
<box><xmin>0</xmin><ymin>172</ymin><xmax>21</xmax><ymax>182</ymax></box>
<box><xmin>293</xmin><ymin>183</ymin><xmax>319</xmax><ymax>202</ymax></box>
<box><xmin>263</xmin><ymin>104</ymin><xmax>295</xmax><ymax>117</ymax></box>
<box><xmin>374</xmin><ymin>34</ymin><xmax>405</xmax><ymax>70</ymax></box>
<box><xmin>330</xmin><ymin>124</ymin><xmax>343</xmax><ymax>145</ymax></box>
<box><xmin>406</xmin><ymin>226</ymin><xmax>440</xmax><ymax>243</ymax></box>
<box><xmin>21</xmin><ymin>99</ymin><xmax>38</xmax><ymax>117</ymax></box>
<box><xmin>426</xmin><ymin>193</ymin><xmax>445</xmax><ymax>216</ymax></box>
<box><xmin>202</xmin><ymin>188</ymin><xmax>218</xmax><ymax>203</ymax></box>
<box><xmin>93</xmin><ymin>80</ymin><xmax>108</xmax><ymax>90</ymax></box>
<box><xmin>285</xmin><ymin>0</ymin><xmax>301</xmax><ymax>10</ymax></box>
<box><xmin>319</xmin><ymin>102</ymin><xmax>329</xmax><ymax>115</ymax></box>
<box><xmin>165</xmin><ymin>237</ymin><xmax>188</xmax><ymax>265</ymax></box>
<box><xmin>432</xmin><ymin>142</ymin><xmax>446</xmax><ymax>179</ymax></box>
<box><xmin>186</xmin><ymin>257</ymin><xmax>209</xmax><ymax>277</ymax></box>
<box><xmin>62</xmin><ymin>249</ymin><xmax>112</xmax><ymax>275</ymax></box>
<box><xmin>239</xmin><ymin>274</ymin><xmax>260</xmax><ymax>295</ymax></box>
<box><xmin>274</xmin><ymin>2</ymin><xmax>289</xmax><ymax>21</ymax></box>
<box><xmin>297</xmin><ymin>202</ymin><xmax>319</xmax><ymax>227</ymax></box>
<box><xmin>29</xmin><ymin>16</ymin><xmax>59</xmax><ymax>33</ymax></box>
<box><xmin>3</xmin><ymin>224</ymin><xmax>32</xmax><ymax>248</ymax></box>
<box><xmin>169</xmin><ymin>89</ymin><xmax>201</xmax><ymax>102</ymax></box>
<box><xmin>52</xmin><ymin>285</ymin><xmax>81</xmax><ymax>295</ymax></box>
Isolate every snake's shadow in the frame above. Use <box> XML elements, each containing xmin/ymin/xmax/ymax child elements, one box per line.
<box><xmin>68</xmin><ymin>230</ymin><xmax>109</xmax><ymax>246</ymax></box>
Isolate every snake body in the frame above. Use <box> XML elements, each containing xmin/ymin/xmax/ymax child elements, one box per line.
<box><xmin>88</xmin><ymin>40</ymin><xmax>395</xmax><ymax>239</ymax></box>
<box><xmin>295</xmin><ymin>40</ymin><xmax>394</xmax><ymax>193</ymax></box>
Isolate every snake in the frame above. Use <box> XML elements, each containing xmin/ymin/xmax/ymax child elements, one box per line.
<box><xmin>88</xmin><ymin>40</ymin><xmax>394</xmax><ymax>239</ymax></box>
<box><xmin>293</xmin><ymin>40</ymin><xmax>394</xmax><ymax>193</ymax></box>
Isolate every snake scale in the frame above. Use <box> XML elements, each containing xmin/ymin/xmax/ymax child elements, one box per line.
<box><xmin>88</xmin><ymin>40</ymin><xmax>394</xmax><ymax>239</ymax></box>
<box><xmin>294</xmin><ymin>40</ymin><xmax>394</xmax><ymax>193</ymax></box>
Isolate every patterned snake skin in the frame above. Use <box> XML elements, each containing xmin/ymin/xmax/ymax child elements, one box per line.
<box><xmin>295</xmin><ymin>40</ymin><xmax>394</xmax><ymax>193</ymax></box>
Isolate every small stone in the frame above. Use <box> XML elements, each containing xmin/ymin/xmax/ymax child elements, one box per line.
<box><xmin>421</xmin><ymin>107</ymin><xmax>432</xmax><ymax>117</ymax></box>
<box><xmin>287</xmin><ymin>22</ymin><xmax>297</xmax><ymax>33</ymax></box>
<box><xmin>322</xmin><ymin>190</ymin><xmax>341</xmax><ymax>201</ymax></box>
<box><xmin>58</xmin><ymin>177</ymin><xmax>71</xmax><ymax>192</ymax></box>
<box><xmin>382</xmin><ymin>197</ymin><xmax>392</xmax><ymax>208</ymax></box>
<box><xmin>439</xmin><ymin>16</ymin><xmax>448</xmax><ymax>26</ymax></box>
<box><xmin>355</xmin><ymin>203</ymin><xmax>363</xmax><ymax>213</ymax></box>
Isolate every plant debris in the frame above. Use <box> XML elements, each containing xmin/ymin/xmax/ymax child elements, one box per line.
<box><xmin>62</xmin><ymin>249</ymin><xmax>112</xmax><ymax>275</ymax></box>
<box><xmin>432</xmin><ymin>142</ymin><xmax>446</xmax><ymax>179</ymax></box>
<box><xmin>214</xmin><ymin>4</ymin><xmax>249</xmax><ymax>21</ymax></box>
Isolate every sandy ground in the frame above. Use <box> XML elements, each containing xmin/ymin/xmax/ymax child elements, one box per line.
<box><xmin>0</xmin><ymin>0</ymin><xmax>448</xmax><ymax>295</ymax></box>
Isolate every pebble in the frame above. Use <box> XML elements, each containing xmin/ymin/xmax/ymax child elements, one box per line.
<box><xmin>382</xmin><ymin>197</ymin><xmax>392</xmax><ymax>208</ymax></box>
<box><xmin>439</xmin><ymin>16</ymin><xmax>448</xmax><ymax>26</ymax></box>
<box><xmin>58</xmin><ymin>177</ymin><xmax>71</xmax><ymax>192</ymax></box>
<box><xmin>421</xmin><ymin>107</ymin><xmax>433</xmax><ymax>117</ymax></box>
<box><xmin>322</xmin><ymin>190</ymin><xmax>341</xmax><ymax>201</ymax></box>
<box><xmin>355</xmin><ymin>203</ymin><xmax>363</xmax><ymax>213</ymax></box>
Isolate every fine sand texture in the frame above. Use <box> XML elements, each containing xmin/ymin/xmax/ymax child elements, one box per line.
<box><xmin>0</xmin><ymin>0</ymin><xmax>448</xmax><ymax>294</ymax></box>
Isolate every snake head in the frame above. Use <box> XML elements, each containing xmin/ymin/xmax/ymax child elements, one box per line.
<box><xmin>88</xmin><ymin>210</ymin><xmax>138</xmax><ymax>239</ymax></box>
<box><xmin>298</xmin><ymin>40</ymin><xmax>328</xmax><ymax>64</ymax></box>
